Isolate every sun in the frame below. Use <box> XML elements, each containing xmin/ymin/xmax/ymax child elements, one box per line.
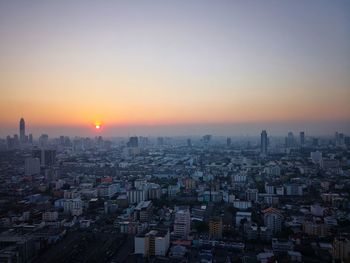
<box><xmin>94</xmin><ymin>122</ymin><xmax>102</xmax><ymax>130</ymax></box>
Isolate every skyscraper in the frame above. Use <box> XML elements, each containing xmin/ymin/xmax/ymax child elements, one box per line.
<box><xmin>19</xmin><ymin>118</ymin><xmax>25</xmax><ymax>143</ymax></box>
<box><xmin>127</xmin><ymin>136</ymin><xmax>139</xmax><ymax>148</ymax></box>
<box><xmin>33</xmin><ymin>149</ymin><xmax>56</xmax><ymax>167</ymax></box>
<box><xmin>286</xmin><ymin>132</ymin><xmax>295</xmax><ymax>148</ymax></box>
<box><xmin>227</xmin><ymin>137</ymin><xmax>232</xmax><ymax>146</ymax></box>
<box><xmin>300</xmin><ymin>131</ymin><xmax>305</xmax><ymax>146</ymax></box>
<box><xmin>28</xmin><ymin>134</ymin><xmax>33</xmax><ymax>144</ymax></box>
<box><xmin>187</xmin><ymin>138</ymin><xmax>192</xmax><ymax>147</ymax></box>
<box><xmin>24</xmin><ymin>157</ymin><xmax>40</xmax><ymax>176</ymax></box>
<box><xmin>260</xmin><ymin>130</ymin><xmax>268</xmax><ymax>156</ymax></box>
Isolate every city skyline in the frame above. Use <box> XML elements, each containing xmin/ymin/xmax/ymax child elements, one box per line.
<box><xmin>1</xmin><ymin>117</ymin><xmax>350</xmax><ymax>138</ymax></box>
<box><xmin>1</xmin><ymin>2</ymin><xmax>350</xmax><ymax>262</ymax></box>
<box><xmin>1</xmin><ymin>0</ymin><xmax>350</xmax><ymax>137</ymax></box>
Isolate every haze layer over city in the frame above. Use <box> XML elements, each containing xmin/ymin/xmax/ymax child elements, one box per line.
<box><xmin>0</xmin><ymin>1</ymin><xmax>350</xmax><ymax>263</ymax></box>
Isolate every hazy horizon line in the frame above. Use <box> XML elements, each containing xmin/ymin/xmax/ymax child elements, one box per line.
<box><xmin>1</xmin><ymin>120</ymin><xmax>349</xmax><ymax>138</ymax></box>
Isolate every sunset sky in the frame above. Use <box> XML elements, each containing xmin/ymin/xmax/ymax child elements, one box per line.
<box><xmin>1</xmin><ymin>0</ymin><xmax>350</xmax><ymax>136</ymax></box>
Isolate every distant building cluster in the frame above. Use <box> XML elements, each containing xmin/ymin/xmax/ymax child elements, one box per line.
<box><xmin>0</xmin><ymin>119</ymin><xmax>349</xmax><ymax>262</ymax></box>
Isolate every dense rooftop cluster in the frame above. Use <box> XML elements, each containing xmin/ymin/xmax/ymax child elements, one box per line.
<box><xmin>0</xmin><ymin>131</ymin><xmax>350</xmax><ymax>263</ymax></box>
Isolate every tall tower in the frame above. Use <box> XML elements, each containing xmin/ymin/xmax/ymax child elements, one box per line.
<box><xmin>19</xmin><ymin>118</ymin><xmax>25</xmax><ymax>143</ymax></box>
<box><xmin>260</xmin><ymin>130</ymin><xmax>268</xmax><ymax>156</ymax></box>
<box><xmin>286</xmin><ymin>132</ymin><xmax>295</xmax><ymax>148</ymax></box>
<box><xmin>300</xmin><ymin>131</ymin><xmax>305</xmax><ymax>146</ymax></box>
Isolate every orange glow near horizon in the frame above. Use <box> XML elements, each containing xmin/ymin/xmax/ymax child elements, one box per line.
<box><xmin>0</xmin><ymin>1</ymin><xmax>350</xmax><ymax>135</ymax></box>
<box><xmin>94</xmin><ymin>122</ymin><xmax>102</xmax><ymax>130</ymax></box>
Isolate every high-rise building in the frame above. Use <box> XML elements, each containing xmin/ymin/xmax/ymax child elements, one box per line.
<box><xmin>260</xmin><ymin>130</ymin><xmax>268</xmax><ymax>156</ymax></box>
<box><xmin>6</xmin><ymin>135</ymin><xmax>20</xmax><ymax>149</ymax></box>
<box><xmin>127</xmin><ymin>189</ymin><xmax>147</xmax><ymax>204</ymax></box>
<box><xmin>263</xmin><ymin>207</ymin><xmax>283</xmax><ymax>234</ymax></box>
<box><xmin>246</xmin><ymin>188</ymin><xmax>259</xmax><ymax>202</ymax></box>
<box><xmin>148</xmin><ymin>184</ymin><xmax>161</xmax><ymax>200</ymax></box>
<box><xmin>312</xmin><ymin>138</ymin><xmax>319</xmax><ymax>147</ymax></box>
<box><xmin>139</xmin><ymin>136</ymin><xmax>149</xmax><ymax>147</ymax></box>
<box><xmin>227</xmin><ymin>137</ymin><xmax>232</xmax><ymax>146</ymax></box>
<box><xmin>187</xmin><ymin>138</ymin><xmax>192</xmax><ymax>147</ymax></box>
<box><xmin>286</xmin><ymin>132</ymin><xmax>295</xmax><ymax>148</ymax></box>
<box><xmin>202</xmin><ymin>134</ymin><xmax>212</xmax><ymax>144</ymax></box>
<box><xmin>24</xmin><ymin>157</ymin><xmax>40</xmax><ymax>176</ymax></box>
<box><xmin>300</xmin><ymin>131</ymin><xmax>305</xmax><ymax>146</ymax></box>
<box><xmin>174</xmin><ymin>207</ymin><xmax>191</xmax><ymax>239</ymax></box>
<box><xmin>134</xmin><ymin>229</ymin><xmax>170</xmax><ymax>257</ymax></box>
<box><xmin>134</xmin><ymin>201</ymin><xmax>153</xmax><ymax>222</ymax></box>
<box><xmin>28</xmin><ymin>134</ymin><xmax>33</xmax><ymax>144</ymax></box>
<box><xmin>345</xmin><ymin>136</ymin><xmax>350</xmax><ymax>147</ymax></box>
<box><xmin>209</xmin><ymin>217</ymin><xmax>223</xmax><ymax>239</ymax></box>
<box><xmin>333</xmin><ymin>236</ymin><xmax>350</xmax><ymax>262</ymax></box>
<box><xmin>11</xmin><ymin>134</ymin><xmax>20</xmax><ymax>149</ymax></box>
<box><xmin>19</xmin><ymin>118</ymin><xmax>25</xmax><ymax>143</ymax></box>
<box><xmin>39</xmin><ymin>134</ymin><xmax>49</xmax><ymax>147</ymax></box>
<box><xmin>335</xmin><ymin>132</ymin><xmax>345</xmax><ymax>146</ymax></box>
<box><xmin>33</xmin><ymin>149</ymin><xmax>56</xmax><ymax>167</ymax></box>
<box><xmin>127</xmin><ymin>136</ymin><xmax>139</xmax><ymax>147</ymax></box>
<box><xmin>157</xmin><ymin>137</ymin><xmax>164</xmax><ymax>146</ymax></box>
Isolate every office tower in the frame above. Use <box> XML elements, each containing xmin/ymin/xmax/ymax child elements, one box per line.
<box><xmin>174</xmin><ymin>207</ymin><xmax>191</xmax><ymax>239</ymax></box>
<box><xmin>227</xmin><ymin>137</ymin><xmax>232</xmax><ymax>146</ymax></box>
<box><xmin>39</xmin><ymin>134</ymin><xmax>49</xmax><ymax>147</ymax></box>
<box><xmin>6</xmin><ymin>136</ymin><xmax>12</xmax><ymax>150</ymax></box>
<box><xmin>13</xmin><ymin>134</ymin><xmax>20</xmax><ymax>148</ymax></box>
<box><xmin>286</xmin><ymin>132</ymin><xmax>295</xmax><ymax>148</ymax></box>
<box><xmin>202</xmin><ymin>134</ymin><xmax>212</xmax><ymax>144</ymax></box>
<box><xmin>157</xmin><ymin>137</ymin><xmax>164</xmax><ymax>146</ymax></box>
<box><xmin>345</xmin><ymin>136</ymin><xmax>350</xmax><ymax>147</ymax></box>
<box><xmin>335</xmin><ymin>132</ymin><xmax>339</xmax><ymax>145</ymax></box>
<box><xmin>33</xmin><ymin>149</ymin><xmax>56</xmax><ymax>167</ymax></box>
<box><xmin>139</xmin><ymin>136</ymin><xmax>149</xmax><ymax>147</ymax></box>
<box><xmin>300</xmin><ymin>131</ymin><xmax>305</xmax><ymax>146</ymax></box>
<box><xmin>260</xmin><ymin>130</ymin><xmax>268</xmax><ymax>156</ymax></box>
<box><xmin>335</xmin><ymin>132</ymin><xmax>345</xmax><ymax>146</ymax></box>
<box><xmin>209</xmin><ymin>217</ymin><xmax>223</xmax><ymax>239</ymax></box>
<box><xmin>127</xmin><ymin>136</ymin><xmax>139</xmax><ymax>147</ymax></box>
<box><xmin>25</xmin><ymin>157</ymin><xmax>40</xmax><ymax>176</ymax></box>
<box><xmin>19</xmin><ymin>118</ymin><xmax>25</xmax><ymax>143</ymax></box>
<box><xmin>96</xmin><ymin>136</ymin><xmax>103</xmax><ymax>148</ymax></box>
<box><xmin>187</xmin><ymin>138</ymin><xmax>192</xmax><ymax>147</ymax></box>
<box><xmin>339</xmin><ymin>133</ymin><xmax>345</xmax><ymax>146</ymax></box>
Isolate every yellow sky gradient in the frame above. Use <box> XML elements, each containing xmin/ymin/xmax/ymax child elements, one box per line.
<box><xmin>1</xmin><ymin>1</ymin><xmax>349</xmax><ymax>135</ymax></box>
<box><xmin>1</xmin><ymin>65</ymin><xmax>349</xmax><ymax>128</ymax></box>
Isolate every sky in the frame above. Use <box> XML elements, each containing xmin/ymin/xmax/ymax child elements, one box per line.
<box><xmin>0</xmin><ymin>0</ymin><xmax>350</xmax><ymax>137</ymax></box>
